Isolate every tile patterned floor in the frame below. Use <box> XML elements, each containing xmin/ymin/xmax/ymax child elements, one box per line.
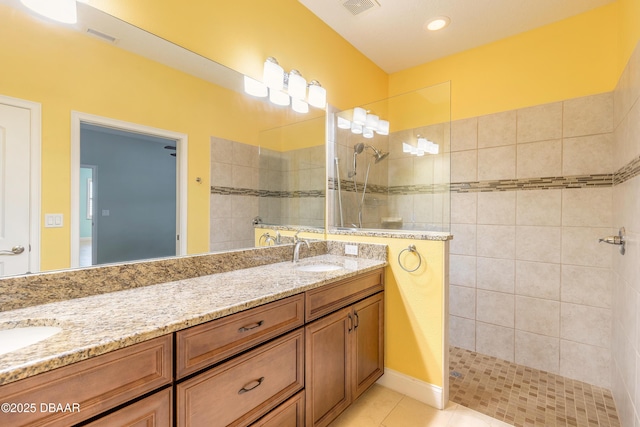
<box><xmin>449</xmin><ymin>346</ymin><xmax>621</xmax><ymax>427</ymax></box>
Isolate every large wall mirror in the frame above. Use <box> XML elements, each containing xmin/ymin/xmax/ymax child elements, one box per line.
<box><xmin>0</xmin><ymin>0</ymin><xmax>326</xmax><ymax>277</ymax></box>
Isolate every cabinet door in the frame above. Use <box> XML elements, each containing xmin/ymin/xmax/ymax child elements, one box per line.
<box><xmin>352</xmin><ymin>292</ymin><xmax>384</xmax><ymax>399</ymax></box>
<box><xmin>85</xmin><ymin>388</ymin><xmax>172</xmax><ymax>427</ymax></box>
<box><xmin>305</xmin><ymin>307</ymin><xmax>352</xmax><ymax>427</ymax></box>
<box><xmin>250</xmin><ymin>391</ymin><xmax>304</xmax><ymax>427</ymax></box>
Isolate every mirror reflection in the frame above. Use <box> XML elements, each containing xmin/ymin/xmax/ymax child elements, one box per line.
<box><xmin>0</xmin><ymin>0</ymin><xmax>326</xmax><ymax>276</ymax></box>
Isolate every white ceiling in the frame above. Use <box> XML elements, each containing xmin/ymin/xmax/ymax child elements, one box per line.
<box><xmin>298</xmin><ymin>0</ymin><xmax>617</xmax><ymax>73</ymax></box>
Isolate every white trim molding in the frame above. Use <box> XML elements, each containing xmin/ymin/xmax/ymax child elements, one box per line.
<box><xmin>376</xmin><ymin>368</ymin><xmax>446</xmax><ymax>410</ymax></box>
<box><xmin>70</xmin><ymin>112</ymin><xmax>188</xmax><ymax>268</ymax></box>
<box><xmin>0</xmin><ymin>94</ymin><xmax>41</xmax><ymax>274</ymax></box>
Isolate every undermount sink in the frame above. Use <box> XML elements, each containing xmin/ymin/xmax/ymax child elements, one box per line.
<box><xmin>0</xmin><ymin>326</ymin><xmax>63</xmax><ymax>356</ymax></box>
<box><xmin>295</xmin><ymin>263</ymin><xmax>343</xmax><ymax>272</ymax></box>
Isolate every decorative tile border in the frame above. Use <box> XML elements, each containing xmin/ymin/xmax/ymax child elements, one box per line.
<box><xmin>614</xmin><ymin>154</ymin><xmax>640</xmax><ymax>185</ymax></box>
<box><xmin>211</xmin><ymin>186</ymin><xmax>324</xmax><ymax>198</ymax></box>
<box><xmin>451</xmin><ymin>174</ymin><xmax>614</xmax><ymax>193</ymax></box>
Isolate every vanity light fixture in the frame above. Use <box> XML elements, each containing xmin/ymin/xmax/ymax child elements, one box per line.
<box><xmin>21</xmin><ymin>0</ymin><xmax>77</xmax><ymax>24</ymax></box>
<box><xmin>337</xmin><ymin>108</ymin><xmax>390</xmax><ymax>137</ymax></box>
<box><xmin>425</xmin><ymin>16</ymin><xmax>450</xmax><ymax>32</ymax></box>
<box><xmin>243</xmin><ymin>57</ymin><xmax>327</xmax><ymax>113</ymax></box>
<box><xmin>403</xmin><ymin>135</ymin><xmax>439</xmax><ymax>156</ymax></box>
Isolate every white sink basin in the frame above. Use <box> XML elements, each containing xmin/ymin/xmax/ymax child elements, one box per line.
<box><xmin>295</xmin><ymin>263</ymin><xmax>343</xmax><ymax>272</ymax></box>
<box><xmin>0</xmin><ymin>326</ymin><xmax>62</xmax><ymax>356</ymax></box>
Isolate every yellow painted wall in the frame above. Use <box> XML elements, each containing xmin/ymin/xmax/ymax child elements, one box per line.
<box><xmin>85</xmin><ymin>0</ymin><xmax>389</xmax><ymax>111</ymax></box>
<box><xmin>619</xmin><ymin>0</ymin><xmax>640</xmax><ymax>70</ymax></box>
<box><xmin>328</xmin><ymin>234</ymin><xmax>448</xmax><ymax>388</ymax></box>
<box><xmin>389</xmin><ymin>3</ymin><xmax>621</xmax><ymax>121</ymax></box>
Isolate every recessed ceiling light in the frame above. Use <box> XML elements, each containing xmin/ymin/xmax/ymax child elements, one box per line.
<box><xmin>424</xmin><ymin>16</ymin><xmax>450</xmax><ymax>32</ymax></box>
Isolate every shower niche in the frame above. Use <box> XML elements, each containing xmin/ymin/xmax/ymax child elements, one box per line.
<box><xmin>328</xmin><ymin>81</ymin><xmax>451</xmax><ymax>232</ymax></box>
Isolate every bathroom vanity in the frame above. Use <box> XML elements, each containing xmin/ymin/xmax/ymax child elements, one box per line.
<box><xmin>0</xmin><ymin>250</ymin><xmax>385</xmax><ymax>427</ymax></box>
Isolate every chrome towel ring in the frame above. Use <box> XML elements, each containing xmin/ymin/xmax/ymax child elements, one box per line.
<box><xmin>398</xmin><ymin>245</ymin><xmax>422</xmax><ymax>272</ymax></box>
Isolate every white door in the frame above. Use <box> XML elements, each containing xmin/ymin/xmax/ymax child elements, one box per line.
<box><xmin>0</xmin><ymin>102</ymin><xmax>31</xmax><ymax>276</ymax></box>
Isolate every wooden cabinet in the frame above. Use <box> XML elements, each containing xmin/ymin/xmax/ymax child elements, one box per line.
<box><xmin>176</xmin><ymin>329</ymin><xmax>304</xmax><ymax>427</ymax></box>
<box><xmin>176</xmin><ymin>294</ymin><xmax>304</xmax><ymax>379</ymax></box>
<box><xmin>250</xmin><ymin>391</ymin><xmax>304</xmax><ymax>427</ymax></box>
<box><xmin>0</xmin><ymin>335</ymin><xmax>172</xmax><ymax>427</ymax></box>
<box><xmin>85</xmin><ymin>388</ymin><xmax>172</xmax><ymax>427</ymax></box>
<box><xmin>305</xmin><ymin>292</ymin><xmax>384</xmax><ymax>427</ymax></box>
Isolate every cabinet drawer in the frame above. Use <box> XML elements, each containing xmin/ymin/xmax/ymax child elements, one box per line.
<box><xmin>176</xmin><ymin>294</ymin><xmax>304</xmax><ymax>379</ymax></box>
<box><xmin>176</xmin><ymin>328</ymin><xmax>304</xmax><ymax>427</ymax></box>
<box><xmin>305</xmin><ymin>268</ymin><xmax>384</xmax><ymax>322</ymax></box>
<box><xmin>85</xmin><ymin>388</ymin><xmax>172</xmax><ymax>427</ymax></box>
<box><xmin>0</xmin><ymin>335</ymin><xmax>172</xmax><ymax>427</ymax></box>
<box><xmin>251</xmin><ymin>391</ymin><xmax>304</xmax><ymax>427</ymax></box>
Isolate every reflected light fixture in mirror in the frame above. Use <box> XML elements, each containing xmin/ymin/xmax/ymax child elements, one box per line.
<box><xmin>21</xmin><ymin>0</ymin><xmax>77</xmax><ymax>23</ymax></box>
<box><xmin>337</xmin><ymin>108</ymin><xmax>389</xmax><ymax>136</ymax></box>
<box><xmin>403</xmin><ymin>135</ymin><xmax>439</xmax><ymax>156</ymax></box>
<box><xmin>243</xmin><ymin>57</ymin><xmax>327</xmax><ymax>112</ymax></box>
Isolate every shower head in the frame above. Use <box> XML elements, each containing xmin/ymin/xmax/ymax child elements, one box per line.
<box><xmin>366</xmin><ymin>145</ymin><xmax>389</xmax><ymax>163</ymax></box>
<box><xmin>354</xmin><ymin>143</ymin><xmax>365</xmax><ymax>154</ymax></box>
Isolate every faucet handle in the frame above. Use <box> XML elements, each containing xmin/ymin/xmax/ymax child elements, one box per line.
<box><xmin>294</xmin><ymin>230</ymin><xmax>301</xmax><ymax>243</ymax></box>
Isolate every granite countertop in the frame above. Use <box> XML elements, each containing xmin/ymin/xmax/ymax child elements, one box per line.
<box><xmin>0</xmin><ymin>254</ymin><xmax>385</xmax><ymax>386</ymax></box>
<box><xmin>329</xmin><ymin>228</ymin><xmax>453</xmax><ymax>241</ymax></box>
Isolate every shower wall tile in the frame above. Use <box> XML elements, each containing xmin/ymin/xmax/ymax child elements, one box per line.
<box><xmin>560</xmin><ymin>302</ymin><xmax>611</xmax><ymax>348</ymax></box>
<box><xmin>450</xmin><ymin>224</ymin><xmax>477</xmax><ymax>256</ymax></box>
<box><xmin>562</xmin><ymin>133</ymin><xmax>613</xmax><ymax>176</ymax></box>
<box><xmin>451</xmin><ymin>117</ymin><xmax>478</xmax><ymax>152</ymax></box>
<box><xmin>516</xmin><ymin>102</ymin><xmax>563</xmax><ymax>144</ymax></box>
<box><xmin>450</xmin><ymin>254</ymin><xmax>476</xmax><ymax>288</ymax></box>
<box><xmin>515</xmin><ymin>225</ymin><xmax>561</xmax><ymax>263</ymax></box>
<box><xmin>450</xmin><ymin>193</ymin><xmax>477</xmax><ymax>224</ymax></box>
<box><xmin>561</xmin><ymin>226</ymin><xmax>613</xmax><ymax>268</ymax></box>
<box><xmin>476</xmin><ymin>225</ymin><xmax>515</xmax><ymax>259</ymax></box>
<box><xmin>515</xmin><ymin>260</ymin><xmax>561</xmax><ymax>300</ymax></box>
<box><xmin>450</xmin><ymin>285</ymin><xmax>476</xmax><ymax>319</ymax></box>
<box><xmin>515</xmin><ymin>330</ymin><xmax>560</xmax><ymax>374</ymax></box>
<box><xmin>563</xmin><ymin>92</ymin><xmax>613</xmax><ymax>138</ymax></box>
<box><xmin>211</xmin><ymin>137</ymin><xmax>233</xmax><ymax>162</ymax></box>
<box><xmin>232</xmin><ymin>165</ymin><xmax>257</xmax><ymax>189</ymax></box>
<box><xmin>477</xmin><ymin>192</ymin><xmax>515</xmax><ymax>225</ymax></box>
<box><xmin>476</xmin><ymin>322</ymin><xmax>514</xmax><ymax>362</ymax></box>
<box><xmin>476</xmin><ymin>257</ymin><xmax>514</xmax><ymax>293</ymax></box>
<box><xmin>516</xmin><ymin>139</ymin><xmax>562</xmax><ymax>179</ymax></box>
<box><xmin>232</xmin><ymin>142</ymin><xmax>259</xmax><ymax>168</ymax></box>
<box><xmin>449</xmin><ymin>315</ymin><xmax>475</xmax><ymax>350</ymax></box>
<box><xmin>515</xmin><ymin>190</ymin><xmax>562</xmax><ymax>226</ymax></box>
<box><xmin>388</xmin><ymin>157</ymin><xmax>413</xmax><ymax>186</ymax></box>
<box><xmin>560</xmin><ymin>340</ymin><xmax>611</xmax><ymax>388</ymax></box>
<box><xmin>561</xmin><ymin>187</ymin><xmax>612</xmax><ymax>227</ymax></box>
<box><xmin>560</xmin><ymin>265</ymin><xmax>611</xmax><ymax>308</ymax></box>
<box><xmin>476</xmin><ymin>289</ymin><xmax>514</xmax><ymax>328</ymax></box>
<box><xmin>451</xmin><ymin>150</ymin><xmax>477</xmax><ymax>182</ymax></box>
<box><xmin>515</xmin><ymin>296</ymin><xmax>560</xmax><ymax>337</ymax></box>
<box><xmin>478</xmin><ymin>145</ymin><xmax>516</xmax><ymax>181</ymax></box>
<box><xmin>211</xmin><ymin>161</ymin><xmax>232</xmax><ymax>187</ymax></box>
<box><xmin>478</xmin><ymin>110</ymin><xmax>516</xmax><ymax>148</ymax></box>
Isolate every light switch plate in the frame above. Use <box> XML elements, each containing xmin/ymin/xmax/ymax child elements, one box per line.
<box><xmin>44</xmin><ymin>214</ymin><xmax>63</xmax><ymax>228</ymax></box>
<box><xmin>345</xmin><ymin>244</ymin><xmax>358</xmax><ymax>255</ymax></box>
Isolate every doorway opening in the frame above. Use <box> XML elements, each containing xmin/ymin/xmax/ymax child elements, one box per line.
<box><xmin>71</xmin><ymin>113</ymin><xmax>187</xmax><ymax>268</ymax></box>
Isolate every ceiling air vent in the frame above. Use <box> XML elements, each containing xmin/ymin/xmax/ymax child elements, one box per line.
<box><xmin>342</xmin><ymin>0</ymin><xmax>380</xmax><ymax>16</ymax></box>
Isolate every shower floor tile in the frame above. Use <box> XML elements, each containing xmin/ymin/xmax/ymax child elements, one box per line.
<box><xmin>449</xmin><ymin>346</ymin><xmax>620</xmax><ymax>427</ymax></box>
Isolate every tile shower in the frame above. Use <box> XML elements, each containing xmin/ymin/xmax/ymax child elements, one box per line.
<box><xmin>210</xmin><ymin>137</ymin><xmax>325</xmax><ymax>251</ymax></box>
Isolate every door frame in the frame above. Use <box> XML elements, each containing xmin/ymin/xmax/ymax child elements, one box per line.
<box><xmin>70</xmin><ymin>112</ymin><xmax>188</xmax><ymax>268</ymax></box>
<box><xmin>0</xmin><ymin>95</ymin><xmax>41</xmax><ymax>274</ymax></box>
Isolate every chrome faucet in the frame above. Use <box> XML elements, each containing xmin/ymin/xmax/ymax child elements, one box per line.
<box><xmin>292</xmin><ymin>233</ymin><xmax>310</xmax><ymax>263</ymax></box>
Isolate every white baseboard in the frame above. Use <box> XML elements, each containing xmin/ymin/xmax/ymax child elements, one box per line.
<box><xmin>376</xmin><ymin>368</ymin><xmax>446</xmax><ymax>410</ymax></box>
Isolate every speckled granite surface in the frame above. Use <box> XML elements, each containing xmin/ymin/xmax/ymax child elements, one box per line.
<box><xmin>329</xmin><ymin>228</ymin><xmax>453</xmax><ymax>241</ymax></box>
<box><xmin>0</xmin><ymin>242</ymin><xmax>333</xmax><ymax>312</ymax></box>
<box><xmin>0</xmin><ymin>254</ymin><xmax>386</xmax><ymax>386</ymax></box>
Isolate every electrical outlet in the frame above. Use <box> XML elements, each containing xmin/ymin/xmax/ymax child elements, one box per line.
<box><xmin>345</xmin><ymin>244</ymin><xmax>358</xmax><ymax>256</ymax></box>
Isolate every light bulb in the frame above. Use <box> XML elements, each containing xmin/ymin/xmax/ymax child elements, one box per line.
<box><xmin>337</xmin><ymin>116</ymin><xmax>351</xmax><ymax>129</ymax></box>
<box><xmin>287</xmin><ymin>70</ymin><xmax>307</xmax><ymax>100</ymax></box>
<box><xmin>269</xmin><ymin>89</ymin><xmax>290</xmax><ymax>106</ymax></box>
<box><xmin>263</xmin><ymin>57</ymin><xmax>284</xmax><ymax>90</ymax></box>
<box><xmin>243</xmin><ymin>76</ymin><xmax>268</xmax><ymax>97</ymax></box>
<box><xmin>363</xmin><ymin>128</ymin><xmax>374</xmax><ymax>139</ymax></box>
<box><xmin>351</xmin><ymin>122</ymin><xmax>363</xmax><ymax>135</ymax></box>
<box><xmin>376</xmin><ymin>120</ymin><xmax>389</xmax><ymax>135</ymax></box>
<box><xmin>292</xmin><ymin>98</ymin><xmax>309</xmax><ymax>113</ymax></box>
<box><xmin>352</xmin><ymin>107</ymin><xmax>367</xmax><ymax>125</ymax></box>
<box><xmin>402</xmin><ymin>142</ymin><xmax>413</xmax><ymax>153</ymax></box>
<box><xmin>308</xmin><ymin>81</ymin><xmax>326</xmax><ymax>108</ymax></box>
<box><xmin>365</xmin><ymin>114</ymin><xmax>379</xmax><ymax>130</ymax></box>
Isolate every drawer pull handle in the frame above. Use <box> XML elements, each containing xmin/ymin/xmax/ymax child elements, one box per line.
<box><xmin>348</xmin><ymin>313</ymin><xmax>353</xmax><ymax>332</ymax></box>
<box><xmin>238</xmin><ymin>321</ymin><xmax>264</xmax><ymax>332</ymax></box>
<box><xmin>238</xmin><ymin>377</ymin><xmax>265</xmax><ymax>394</ymax></box>
<box><xmin>354</xmin><ymin>311</ymin><xmax>360</xmax><ymax>329</ymax></box>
